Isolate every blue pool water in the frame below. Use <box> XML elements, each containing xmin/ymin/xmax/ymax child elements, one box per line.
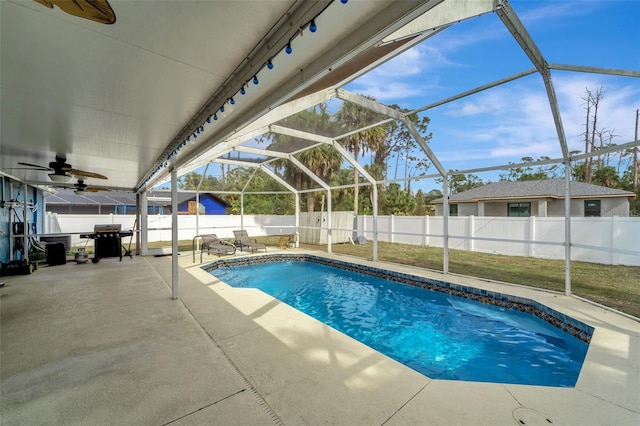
<box><xmin>211</xmin><ymin>260</ymin><xmax>589</xmax><ymax>386</ymax></box>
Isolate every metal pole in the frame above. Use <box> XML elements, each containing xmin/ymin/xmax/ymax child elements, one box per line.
<box><xmin>327</xmin><ymin>189</ymin><xmax>332</xmax><ymax>253</ymax></box>
<box><xmin>240</xmin><ymin>193</ymin><xmax>244</xmax><ymax>230</ymax></box>
<box><xmin>140</xmin><ymin>191</ymin><xmax>148</xmax><ymax>256</ymax></box>
<box><xmin>195</xmin><ymin>163</ymin><xmax>209</xmax><ymax>237</ymax></box>
<box><xmin>373</xmin><ymin>183</ymin><xmax>378</xmax><ymax>262</ymax></box>
<box><xmin>135</xmin><ymin>193</ymin><xmax>141</xmax><ymax>255</ymax></box>
<box><xmin>442</xmin><ymin>175</ymin><xmax>449</xmax><ymax>274</ymax></box>
<box><xmin>564</xmin><ymin>163</ymin><xmax>572</xmax><ymax>296</ymax></box>
<box><xmin>9</xmin><ymin>183</ymin><xmax>14</xmax><ymax>261</ymax></box>
<box><xmin>295</xmin><ymin>193</ymin><xmax>300</xmax><ymax>248</ymax></box>
<box><xmin>171</xmin><ymin>168</ymin><xmax>179</xmax><ymax>300</ymax></box>
<box><xmin>23</xmin><ymin>183</ymin><xmax>28</xmax><ymax>261</ymax></box>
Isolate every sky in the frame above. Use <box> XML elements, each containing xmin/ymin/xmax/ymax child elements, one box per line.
<box><xmin>344</xmin><ymin>0</ymin><xmax>640</xmax><ymax>189</ymax></box>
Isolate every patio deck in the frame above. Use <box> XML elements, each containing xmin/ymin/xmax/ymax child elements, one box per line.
<box><xmin>1</xmin><ymin>249</ymin><xmax>638</xmax><ymax>425</ymax></box>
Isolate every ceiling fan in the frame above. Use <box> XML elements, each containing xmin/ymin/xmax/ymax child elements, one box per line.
<box><xmin>15</xmin><ymin>155</ymin><xmax>108</xmax><ymax>182</ymax></box>
<box><xmin>72</xmin><ymin>179</ymin><xmax>109</xmax><ymax>194</ymax></box>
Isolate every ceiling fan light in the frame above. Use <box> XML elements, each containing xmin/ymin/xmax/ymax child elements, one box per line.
<box><xmin>49</xmin><ymin>173</ymin><xmax>72</xmax><ymax>183</ymax></box>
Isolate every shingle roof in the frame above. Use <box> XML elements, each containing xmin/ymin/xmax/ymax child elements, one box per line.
<box><xmin>432</xmin><ymin>179</ymin><xmax>635</xmax><ymax>203</ymax></box>
<box><xmin>44</xmin><ymin>190</ymin><xmax>228</xmax><ymax>207</ymax></box>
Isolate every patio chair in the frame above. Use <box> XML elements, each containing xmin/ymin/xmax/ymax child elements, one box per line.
<box><xmin>201</xmin><ymin>234</ymin><xmax>236</xmax><ymax>257</ymax></box>
<box><xmin>233</xmin><ymin>230</ymin><xmax>267</xmax><ymax>253</ymax></box>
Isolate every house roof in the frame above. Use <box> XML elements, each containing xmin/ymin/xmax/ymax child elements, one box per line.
<box><xmin>44</xmin><ymin>189</ymin><xmax>229</xmax><ymax>207</ymax></box>
<box><xmin>432</xmin><ymin>179</ymin><xmax>635</xmax><ymax>204</ymax></box>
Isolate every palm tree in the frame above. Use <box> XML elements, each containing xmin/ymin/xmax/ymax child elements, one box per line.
<box><xmin>336</xmin><ymin>97</ymin><xmax>387</xmax><ymax>215</ymax></box>
<box><xmin>265</xmin><ymin>104</ymin><xmax>342</xmax><ymax>211</ymax></box>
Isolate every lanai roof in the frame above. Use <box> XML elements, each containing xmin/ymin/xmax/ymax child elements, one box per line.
<box><xmin>433</xmin><ymin>179</ymin><xmax>635</xmax><ymax>203</ymax></box>
<box><xmin>44</xmin><ymin>190</ymin><xmax>228</xmax><ymax>207</ymax></box>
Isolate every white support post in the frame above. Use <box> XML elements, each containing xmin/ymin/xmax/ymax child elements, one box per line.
<box><xmin>195</xmin><ymin>191</ymin><xmax>200</xmax><ymax>236</ymax></box>
<box><xmin>327</xmin><ymin>189</ymin><xmax>332</xmax><ymax>253</ymax></box>
<box><xmin>564</xmin><ymin>164</ymin><xmax>571</xmax><ymax>296</ymax></box>
<box><xmin>442</xmin><ymin>176</ymin><xmax>449</xmax><ymax>274</ymax></box>
<box><xmin>240</xmin><ymin>193</ymin><xmax>244</xmax><ymax>230</ymax></box>
<box><xmin>195</xmin><ymin>163</ymin><xmax>209</xmax><ymax>237</ymax></box>
<box><xmin>171</xmin><ymin>168</ymin><xmax>179</xmax><ymax>300</ymax></box>
<box><xmin>9</xmin><ymin>183</ymin><xmax>13</xmax><ymax>261</ymax></box>
<box><xmin>373</xmin><ymin>185</ymin><xmax>378</xmax><ymax>262</ymax></box>
<box><xmin>23</xmin><ymin>183</ymin><xmax>28</xmax><ymax>261</ymax></box>
<box><xmin>295</xmin><ymin>193</ymin><xmax>300</xmax><ymax>248</ymax></box>
<box><xmin>135</xmin><ymin>193</ymin><xmax>141</xmax><ymax>255</ymax></box>
<box><xmin>141</xmin><ymin>191</ymin><xmax>148</xmax><ymax>256</ymax></box>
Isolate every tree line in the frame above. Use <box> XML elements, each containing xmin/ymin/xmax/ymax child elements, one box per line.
<box><xmin>178</xmin><ymin>88</ymin><xmax>639</xmax><ymax>216</ymax></box>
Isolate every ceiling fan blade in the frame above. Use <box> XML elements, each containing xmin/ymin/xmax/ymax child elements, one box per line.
<box><xmin>86</xmin><ymin>187</ymin><xmax>109</xmax><ymax>192</ymax></box>
<box><xmin>67</xmin><ymin>168</ymin><xmax>108</xmax><ymax>180</ymax></box>
<box><xmin>16</xmin><ymin>162</ymin><xmax>52</xmax><ymax>171</ymax></box>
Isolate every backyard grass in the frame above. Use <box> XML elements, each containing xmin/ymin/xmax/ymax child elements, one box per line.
<box><xmin>149</xmin><ymin>237</ymin><xmax>640</xmax><ymax>318</ymax></box>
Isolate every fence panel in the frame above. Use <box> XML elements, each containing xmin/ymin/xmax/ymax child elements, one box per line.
<box><xmin>46</xmin><ymin>212</ymin><xmax>639</xmax><ymax>266</ymax></box>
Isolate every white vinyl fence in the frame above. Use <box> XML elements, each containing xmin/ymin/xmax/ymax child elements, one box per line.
<box><xmin>46</xmin><ymin>213</ymin><xmax>295</xmax><ymax>249</ymax></box>
<box><xmin>45</xmin><ymin>212</ymin><xmax>640</xmax><ymax>266</ymax></box>
<box><xmin>356</xmin><ymin>215</ymin><xmax>640</xmax><ymax>267</ymax></box>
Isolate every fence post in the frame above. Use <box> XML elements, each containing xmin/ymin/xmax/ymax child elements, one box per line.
<box><xmin>469</xmin><ymin>215</ymin><xmax>474</xmax><ymax>251</ymax></box>
<box><xmin>610</xmin><ymin>216</ymin><xmax>616</xmax><ymax>265</ymax></box>
<box><xmin>389</xmin><ymin>214</ymin><xmax>394</xmax><ymax>243</ymax></box>
<box><xmin>422</xmin><ymin>215</ymin><xmax>428</xmax><ymax>246</ymax></box>
<box><xmin>528</xmin><ymin>216</ymin><xmax>536</xmax><ymax>257</ymax></box>
<box><xmin>362</xmin><ymin>214</ymin><xmax>367</xmax><ymax>239</ymax></box>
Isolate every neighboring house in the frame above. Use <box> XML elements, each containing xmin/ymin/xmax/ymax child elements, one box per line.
<box><xmin>45</xmin><ymin>190</ymin><xmax>229</xmax><ymax>215</ymax></box>
<box><xmin>432</xmin><ymin>180</ymin><xmax>635</xmax><ymax>217</ymax></box>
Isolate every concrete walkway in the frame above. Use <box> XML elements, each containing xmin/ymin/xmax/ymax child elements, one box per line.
<box><xmin>1</xmin><ymin>250</ymin><xmax>639</xmax><ymax>425</ymax></box>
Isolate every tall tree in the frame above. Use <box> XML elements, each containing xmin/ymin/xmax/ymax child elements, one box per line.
<box><xmin>385</xmin><ymin>105</ymin><xmax>432</xmax><ymax>191</ymax></box>
<box><xmin>265</xmin><ymin>104</ymin><xmax>341</xmax><ymax>211</ymax></box>
<box><xmin>581</xmin><ymin>85</ymin><xmax>604</xmax><ymax>183</ymax></box>
<box><xmin>383</xmin><ymin>183</ymin><xmax>416</xmax><ymax>215</ymax></box>
<box><xmin>336</xmin><ymin>97</ymin><xmax>387</xmax><ymax>215</ymax></box>
<box><xmin>438</xmin><ymin>173</ymin><xmax>484</xmax><ymax>194</ymax></box>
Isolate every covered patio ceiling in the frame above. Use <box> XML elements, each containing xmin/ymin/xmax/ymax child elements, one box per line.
<box><xmin>1</xmin><ymin>0</ymin><xmax>452</xmax><ymax>192</ymax></box>
<box><xmin>2</xmin><ymin>0</ymin><xmax>637</xmax><ymax>196</ymax></box>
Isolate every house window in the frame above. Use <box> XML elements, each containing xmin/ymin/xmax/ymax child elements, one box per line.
<box><xmin>508</xmin><ymin>202</ymin><xmax>530</xmax><ymax>217</ymax></box>
<box><xmin>584</xmin><ymin>200</ymin><xmax>601</xmax><ymax>217</ymax></box>
<box><xmin>449</xmin><ymin>204</ymin><xmax>458</xmax><ymax>216</ymax></box>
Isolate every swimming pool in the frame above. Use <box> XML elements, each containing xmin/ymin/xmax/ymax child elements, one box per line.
<box><xmin>205</xmin><ymin>255</ymin><xmax>592</xmax><ymax>387</ymax></box>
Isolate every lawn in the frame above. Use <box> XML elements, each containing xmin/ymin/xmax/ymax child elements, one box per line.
<box><xmin>151</xmin><ymin>237</ymin><xmax>640</xmax><ymax>318</ymax></box>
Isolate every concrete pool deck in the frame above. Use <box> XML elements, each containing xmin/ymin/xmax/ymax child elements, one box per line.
<box><xmin>1</xmin><ymin>249</ymin><xmax>638</xmax><ymax>425</ymax></box>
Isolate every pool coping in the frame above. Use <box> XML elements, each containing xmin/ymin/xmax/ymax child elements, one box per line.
<box><xmin>187</xmin><ymin>249</ymin><xmax>640</xmax><ymax>422</ymax></box>
<box><xmin>202</xmin><ymin>253</ymin><xmax>594</xmax><ymax>344</ymax></box>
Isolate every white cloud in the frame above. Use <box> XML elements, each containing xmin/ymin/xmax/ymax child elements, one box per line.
<box><xmin>426</xmin><ymin>73</ymin><xmax>640</xmax><ymax>172</ymax></box>
<box><xmin>516</xmin><ymin>1</ymin><xmax>598</xmax><ymax>25</ymax></box>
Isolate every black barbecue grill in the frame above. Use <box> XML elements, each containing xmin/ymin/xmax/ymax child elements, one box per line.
<box><xmin>80</xmin><ymin>224</ymin><xmax>133</xmax><ymax>263</ymax></box>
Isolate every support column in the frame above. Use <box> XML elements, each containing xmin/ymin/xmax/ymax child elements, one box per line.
<box><xmin>23</xmin><ymin>183</ymin><xmax>28</xmax><ymax>261</ymax></box>
<box><xmin>195</xmin><ymin>163</ymin><xmax>209</xmax><ymax>237</ymax></box>
<box><xmin>140</xmin><ymin>191</ymin><xmax>148</xmax><ymax>256</ymax></box>
<box><xmin>294</xmin><ymin>193</ymin><xmax>300</xmax><ymax>248</ymax></box>
<box><xmin>442</xmin><ymin>176</ymin><xmax>450</xmax><ymax>274</ymax></box>
<box><xmin>171</xmin><ymin>168</ymin><xmax>179</xmax><ymax>300</ymax></box>
<box><xmin>327</xmin><ymin>189</ymin><xmax>332</xmax><ymax>253</ymax></box>
<box><xmin>240</xmin><ymin>193</ymin><xmax>244</xmax><ymax>230</ymax></box>
<box><xmin>135</xmin><ymin>193</ymin><xmax>141</xmax><ymax>255</ymax></box>
<box><xmin>564</xmin><ymin>163</ymin><xmax>571</xmax><ymax>296</ymax></box>
<box><xmin>373</xmin><ymin>185</ymin><xmax>379</xmax><ymax>262</ymax></box>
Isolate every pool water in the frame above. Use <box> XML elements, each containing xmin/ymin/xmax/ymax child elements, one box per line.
<box><xmin>211</xmin><ymin>260</ymin><xmax>589</xmax><ymax>387</ymax></box>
